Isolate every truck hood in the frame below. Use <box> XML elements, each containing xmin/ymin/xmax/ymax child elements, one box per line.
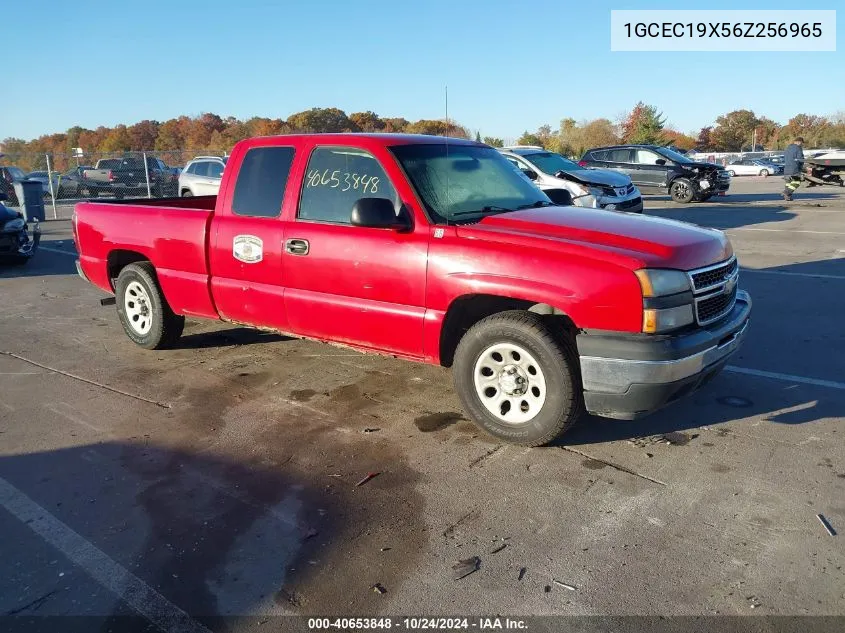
<box><xmin>460</xmin><ymin>206</ymin><xmax>732</xmax><ymax>271</ymax></box>
<box><xmin>559</xmin><ymin>168</ymin><xmax>630</xmax><ymax>188</ymax></box>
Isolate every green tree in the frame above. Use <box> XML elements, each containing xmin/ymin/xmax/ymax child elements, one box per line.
<box><xmin>287</xmin><ymin>107</ymin><xmax>352</xmax><ymax>133</ymax></box>
<box><xmin>516</xmin><ymin>131</ymin><xmax>544</xmax><ymax>147</ymax></box>
<box><xmin>710</xmin><ymin>110</ymin><xmax>759</xmax><ymax>151</ymax></box>
<box><xmin>621</xmin><ymin>102</ymin><xmax>666</xmax><ymax>145</ymax></box>
<box><xmin>100</xmin><ymin>125</ymin><xmax>132</xmax><ymax>152</ymax></box>
<box><xmin>483</xmin><ymin>136</ymin><xmax>504</xmax><ymax>147</ymax></box>
<box><xmin>349</xmin><ymin>111</ymin><xmax>385</xmax><ymax>132</ymax></box>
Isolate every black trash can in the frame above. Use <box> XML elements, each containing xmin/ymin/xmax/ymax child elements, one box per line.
<box><xmin>12</xmin><ymin>181</ymin><xmax>46</xmax><ymax>223</ymax></box>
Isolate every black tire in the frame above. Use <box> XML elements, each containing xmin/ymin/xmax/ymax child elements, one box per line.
<box><xmin>759</xmin><ymin>169</ymin><xmax>769</xmax><ymax>177</ymax></box>
<box><xmin>115</xmin><ymin>262</ymin><xmax>184</xmax><ymax>350</ymax></box>
<box><xmin>670</xmin><ymin>178</ymin><xmax>695</xmax><ymax>204</ymax></box>
<box><xmin>181</xmin><ymin>189</ymin><xmax>193</xmax><ymax>197</ymax></box>
<box><xmin>727</xmin><ymin>170</ymin><xmax>736</xmax><ymax>177</ymax></box>
<box><xmin>452</xmin><ymin>310</ymin><xmax>584</xmax><ymax>447</ymax></box>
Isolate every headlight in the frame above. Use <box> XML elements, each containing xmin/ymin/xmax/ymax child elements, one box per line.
<box><xmin>588</xmin><ymin>186</ymin><xmax>604</xmax><ymax>198</ymax></box>
<box><xmin>634</xmin><ymin>269</ymin><xmax>691</xmax><ymax>297</ymax></box>
<box><xmin>2</xmin><ymin>218</ymin><xmax>25</xmax><ymax>232</ymax></box>
<box><xmin>635</xmin><ymin>269</ymin><xmax>694</xmax><ymax>333</ymax></box>
<box><xmin>642</xmin><ymin>305</ymin><xmax>695</xmax><ymax>333</ymax></box>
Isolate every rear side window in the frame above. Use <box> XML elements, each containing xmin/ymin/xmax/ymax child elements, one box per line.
<box><xmin>297</xmin><ymin>146</ymin><xmax>397</xmax><ymax>224</ymax></box>
<box><xmin>231</xmin><ymin>146</ymin><xmax>295</xmax><ymax>218</ymax></box>
<box><xmin>588</xmin><ymin>150</ymin><xmax>607</xmax><ymax>161</ymax></box>
<box><xmin>608</xmin><ymin>149</ymin><xmax>634</xmax><ymax>163</ymax></box>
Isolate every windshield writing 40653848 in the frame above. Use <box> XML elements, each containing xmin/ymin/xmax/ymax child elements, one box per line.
<box><xmin>305</xmin><ymin>169</ymin><xmax>381</xmax><ymax>194</ymax></box>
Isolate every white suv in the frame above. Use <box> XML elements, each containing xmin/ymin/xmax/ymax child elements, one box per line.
<box><xmin>179</xmin><ymin>156</ymin><xmax>228</xmax><ymax>197</ymax></box>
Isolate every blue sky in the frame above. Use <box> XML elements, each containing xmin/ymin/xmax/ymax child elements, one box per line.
<box><xmin>3</xmin><ymin>0</ymin><xmax>843</xmax><ymax>141</ymax></box>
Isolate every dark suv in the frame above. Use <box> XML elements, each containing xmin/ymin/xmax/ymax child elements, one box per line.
<box><xmin>579</xmin><ymin>145</ymin><xmax>731</xmax><ymax>203</ymax></box>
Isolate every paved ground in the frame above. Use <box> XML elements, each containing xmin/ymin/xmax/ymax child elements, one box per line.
<box><xmin>1</xmin><ymin>176</ymin><xmax>844</xmax><ymax>629</ymax></box>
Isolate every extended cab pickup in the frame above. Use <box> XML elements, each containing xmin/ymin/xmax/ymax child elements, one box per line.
<box><xmin>73</xmin><ymin>134</ymin><xmax>751</xmax><ymax>446</ymax></box>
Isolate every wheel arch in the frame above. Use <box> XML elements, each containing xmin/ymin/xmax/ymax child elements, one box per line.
<box><xmin>438</xmin><ymin>293</ymin><xmax>577</xmax><ymax>367</ymax></box>
<box><xmin>107</xmin><ymin>249</ymin><xmax>151</xmax><ymax>290</ymax></box>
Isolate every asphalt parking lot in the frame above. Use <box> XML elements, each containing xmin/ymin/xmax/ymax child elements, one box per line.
<box><xmin>1</xmin><ymin>176</ymin><xmax>844</xmax><ymax>628</ymax></box>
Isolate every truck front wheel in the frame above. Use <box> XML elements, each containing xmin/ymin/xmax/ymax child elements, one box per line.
<box><xmin>452</xmin><ymin>311</ymin><xmax>584</xmax><ymax>447</ymax></box>
<box><xmin>670</xmin><ymin>179</ymin><xmax>696</xmax><ymax>203</ymax></box>
<box><xmin>115</xmin><ymin>263</ymin><xmax>184</xmax><ymax>349</ymax></box>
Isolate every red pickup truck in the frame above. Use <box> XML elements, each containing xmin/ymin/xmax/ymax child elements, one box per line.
<box><xmin>73</xmin><ymin>134</ymin><xmax>751</xmax><ymax>446</ymax></box>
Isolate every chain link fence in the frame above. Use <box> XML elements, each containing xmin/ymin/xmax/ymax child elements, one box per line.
<box><xmin>1</xmin><ymin>149</ymin><xmax>225</xmax><ymax>219</ymax></box>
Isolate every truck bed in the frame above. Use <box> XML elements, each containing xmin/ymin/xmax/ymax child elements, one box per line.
<box><xmin>74</xmin><ymin>196</ymin><xmax>219</xmax><ymax>319</ymax></box>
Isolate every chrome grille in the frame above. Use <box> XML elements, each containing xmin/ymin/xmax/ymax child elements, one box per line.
<box><xmin>688</xmin><ymin>257</ymin><xmax>739</xmax><ymax>325</ymax></box>
<box><xmin>690</xmin><ymin>257</ymin><xmax>738</xmax><ymax>291</ymax></box>
<box><xmin>697</xmin><ymin>285</ymin><xmax>738</xmax><ymax>323</ymax></box>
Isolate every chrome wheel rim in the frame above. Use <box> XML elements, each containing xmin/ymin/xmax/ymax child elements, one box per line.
<box><xmin>124</xmin><ymin>281</ymin><xmax>153</xmax><ymax>335</ymax></box>
<box><xmin>473</xmin><ymin>342</ymin><xmax>547</xmax><ymax>424</ymax></box>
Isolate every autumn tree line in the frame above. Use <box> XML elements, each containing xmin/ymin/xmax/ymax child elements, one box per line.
<box><xmin>3</xmin><ymin>104</ymin><xmax>844</xmax><ymax>172</ymax></box>
<box><xmin>516</xmin><ymin>103</ymin><xmax>845</xmax><ymax>157</ymax></box>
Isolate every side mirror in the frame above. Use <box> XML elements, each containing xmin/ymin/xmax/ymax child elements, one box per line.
<box><xmin>350</xmin><ymin>197</ymin><xmax>408</xmax><ymax>230</ymax></box>
<box><xmin>654</xmin><ymin>159</ymin><xmax>667</xmax><ymax>166</ymax></box>
<box><xmin>523</xmin><ymin>169</ymin><xmax>538</xmax><ymax>180</ymax></box>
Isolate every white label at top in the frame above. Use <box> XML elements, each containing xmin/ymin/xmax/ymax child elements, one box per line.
<box><xmin>610</xmin><ymin>10</ymin><xmax>836</xmax><ymax>52</ymax></box>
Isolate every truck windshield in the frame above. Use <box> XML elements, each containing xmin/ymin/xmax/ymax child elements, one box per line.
<box><xmin>390</xmin><ymin>144</ymin><xmax>550</xmax><ymax>223</ymax></box>
<box><xmin>523</xmin><ymin>152</ymin><xmax>583</xmax><ymax>173</ymax></box>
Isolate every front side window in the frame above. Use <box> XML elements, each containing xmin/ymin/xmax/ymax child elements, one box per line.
<box><xmin>635</xmin><ymin>150</ymin><xmax>662</xmax><ymax>165</ymax></box>
<box><xmin>298</xmin><ymin>147</ymin><xmax>397</xmax><ymax>224</ymax></box>
<box><xmin>207</xmin><ymin>162</ymin><xmax>224</xmax><ymax>178</ymax></box>
<box><xmin>231</xmin><ymin>146</ymin><xmax>295</xmax><ymax>218</ymax></box>
<box><xmin>193</xmin><ymin>162</ymin><xmax>210</xmax><ymax>177</ymax></box>
<box><xmin>390</xmin><ymin>143</ymin><xmax>550</xmax><ymax>223</ymax></box>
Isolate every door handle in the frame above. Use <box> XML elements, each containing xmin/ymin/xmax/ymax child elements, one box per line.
<box><xmin>285</xmin><ymin>238</ymin><xmax>310</xmax><ymax>256</ymax></box>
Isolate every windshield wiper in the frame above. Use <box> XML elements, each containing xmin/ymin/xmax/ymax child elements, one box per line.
<box><xmin>451</xmin><ymin>205</ymin><xmax>514</xmax><ymax>217</ymax></box>
<box><xmin>515</xmin><ymin>200</ymin><xmax>555</xmax><ymax>210</ymax></box>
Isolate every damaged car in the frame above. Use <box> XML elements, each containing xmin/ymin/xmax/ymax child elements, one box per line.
<box><xmin>500</xmin><ymin>146</ymin><xmax>643</xmax><ymax>213</ymax></box>
<box><xmin>0</xmin><ymin>191</ymin><xmax>40</xmax><ymax>265</ymax></box>
<box><xmin>579</xmin><ymin>144</ymin><xmax>731</xmax><ymax>203</ymax></box>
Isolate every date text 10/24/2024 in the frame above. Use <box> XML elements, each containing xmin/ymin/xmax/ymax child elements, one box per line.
<box><xmin>307</xmin><ymin>617</ymin><xmax>528</xmax><ymax>630</ymax></box>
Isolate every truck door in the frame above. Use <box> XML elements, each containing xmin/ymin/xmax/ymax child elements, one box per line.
<box><xmin>281</xmin><ymin>144</ymin><xmax>429</xmax><ymax>358</ymax></box>
<box><xmin>208</xmin><ymin>144</ymin><xmax>297</xmax><ymax>330</ymax></box>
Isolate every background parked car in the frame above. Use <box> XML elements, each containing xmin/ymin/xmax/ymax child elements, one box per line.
<box><xmin>1</xmin><ymin>166</ymin><xmax>28</xmax><ymax>205</ymax></box>
<box><xmin>26</xmin><ymin>171</ymin><xmax>60</xmax><ymax>198</ymax></box>
<box><xmin>726</xmin><ymin>159</ymin><xmax>782</xmax><ymax>177</ymax></box>
<box><xmin>179</xmin><ymin>156</ymin><xmax>227</xmax><ymax>196</ymax></box>
<box><xmin>499</xmin><ymin>146</ymin><xmax>643</xmax><ymax>212</ymax></box>
<box><xmin>580</xmin><ymin>144</ymin><xmax>731</xmax><ymax>203</ymax></box>
<box><xmin>56</xmin><ymin>166</ymin><xmax>93</xmax><ymax>198</ymax></box>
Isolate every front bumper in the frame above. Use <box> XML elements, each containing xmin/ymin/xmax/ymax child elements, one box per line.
<box><xmin>0</xmin><ymin>222</ymin><xmax>40</xmax><ymax>259</ymax></box>
<box><xmin>577</xmin><ymin>290</ymin><xmax>751</xmax><ymax>419</ymax></box>
<box><xmin>598</xmin><ymin>195</ymin><xmax>643</xmax><ymax>213</ymax></box>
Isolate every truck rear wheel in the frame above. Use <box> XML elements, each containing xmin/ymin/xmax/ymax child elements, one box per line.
<box><xmin>115</xmin><ymin>262</ymin><xmax>184</xmax><ymax>349</ymax></box>
<box><xmin>452</xmin><ymin>311</ymin><xmax>583</xmax><ymax>447</ymax></box>
<box><xmin>670</xmin><ymin>178</ymin><xmax>695</xmax><ymax>203</ymax></box>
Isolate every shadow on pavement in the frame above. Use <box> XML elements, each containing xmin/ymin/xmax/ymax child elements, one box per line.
<box><xmin>645</xmin><ymin>200</ymin><xmax>798</xmax><ymax>230</ymax></box>
<box><xmin>0</xmin><ymin>239</ymin><xmax>77</xmax><ymax>279</ymax></box>
<box><xmin>178</xmin><ymin>327</ymin><xmax>294</xmax><ymax>349</ymax></box>
<box><xmin>0</xmin><ymin>433</ymin><xmax>424</xmax><ymax>622</ymax></box>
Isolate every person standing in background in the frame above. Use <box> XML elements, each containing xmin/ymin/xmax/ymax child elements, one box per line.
<box><xmin>782</xmin><ymin>137</ymin><xmax>805</xmax><ymax>201</ymax></box>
